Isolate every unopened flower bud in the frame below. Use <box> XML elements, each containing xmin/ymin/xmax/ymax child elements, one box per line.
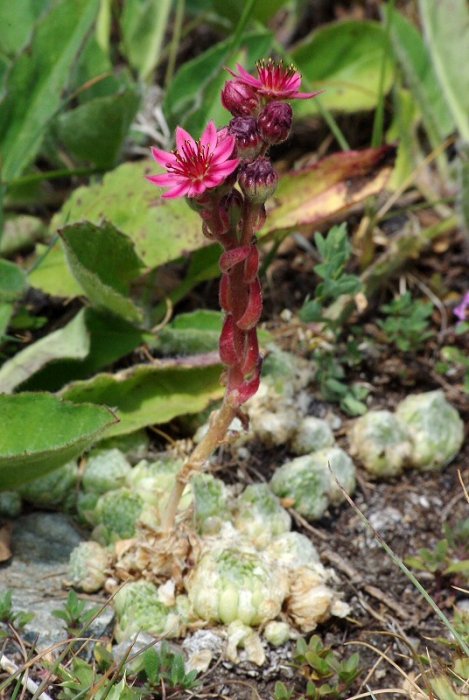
<box><xmin>222</xmin><ymin>80</ymin><xmax>261</xmax><ymax>117</ymax></box>
<box><xmin>228</xmin><ymin>117</ymin><xmax>263</xmax><ymax>160</ymax></box>
<box><xmin>258</xmin><ymin>101</ymin><xmax>292</xmax><ymax>145</ymax></box>
<box><xmin>239</xmin><ymin>157</ymin><xmax>278</xmax><ymax>204</ymax></box>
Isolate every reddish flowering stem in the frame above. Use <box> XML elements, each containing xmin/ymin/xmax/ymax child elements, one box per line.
<box><xmin>152</xmin><ymin>59</ymin><xmax>320</xmax><ymax>531</ymax></box>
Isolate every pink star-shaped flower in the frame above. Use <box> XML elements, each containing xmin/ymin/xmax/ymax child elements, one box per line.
<box><xmin>227</xmin><ymin>60</ymin><xmax>321</xmax><ymax>101</ymax></box>
<box><xmin>147</xmin><ymin>121</ymin><xmax>239</xmax><ymax>199</ymax></box>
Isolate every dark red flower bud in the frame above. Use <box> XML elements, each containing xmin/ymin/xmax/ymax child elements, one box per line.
<box><xmin>228</xmin><ymin>117</ymin><xmax>263</xmax><ymax>160</ymax></box>
<box><xmin>258</xmin><ymin>101</ymin><xmax>292</xmax><ymax>145</ymax></box>
<box><xmin>238</xmin><ymin>157</ymin><xmax>278</xmax><ymax>204</ymax></box>
<box><xmin>221</xmin><ymin>80</ymin><xmax>261</xmax><ymax>117</ymax></box>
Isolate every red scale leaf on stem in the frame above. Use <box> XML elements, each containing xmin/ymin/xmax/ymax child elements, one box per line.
<box><xmin>237</xmin><ymin>278</ymin><xmax>262</xmax><ymax>331</ymax></box>
<box><xmin>219</xmin><ymin>314</ymin><xmax>238</xmax><ymax>366</ymax></box>
<box><xmin>219</xmin><ymin>246</ymin><xmax>251</xmax><ymax>273</ymax></box>
<box><xmin>243</xmin><ymin>246</ymin><xmax>259</xmax><ymax>283</ymax></box>
<box><xmin>219</xmin><ymin>273</ymin><xmax>232</xmax><ymax>312</ymax></box>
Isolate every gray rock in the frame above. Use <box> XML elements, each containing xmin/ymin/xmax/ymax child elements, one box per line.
<box><xmin>0</xmin><ymin>513</ymin><xmax>111</xmax><ymax>651</ymax></box>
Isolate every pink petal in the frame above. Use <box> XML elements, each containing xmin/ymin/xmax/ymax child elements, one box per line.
<box><xmin>187</xmin><ymin>180</ymin><xmax>207</xmax><ymax>197</ymax></box>
<box><xmin>175</xmin><ymin>126</ymin><xmax>196</xmax><ymax>153</ymax></box>
<box><xmin>200</xmin><ymin>121</ymin><xmax>217</xmax><ymax>153</ymax></box>
<box><xmin>162</xmin><ymin>181</ymin><xmax>191</xmax><ymax>199</ymax></box>
<box><xmin>209</xmin><ymin>158</ymin><xmax>239</xmax><ymax>176</ymax></box>
<box><xmin>203</xmin><ymin>174</ymin><xmax>226</xmax><ymax>188</ymax></box>
<box><xmin>146</xmin><ymin>173</ymin><xmax>179</xmax><ymax>186</ymax></box>
<box><xmin>213</xmin><ymin>134</ymin><xmax>236</xmax><ymax>161</ymax></box>
<box><xmin>227</xmin><ymin>63</ymin><xmax>261</xmax><ymax>89</ymax></box>
<box><xmin>151</xmin><ymin>146</ymin><xmax>177</xmax><ymax>167</ymax></box>
<box><xmin>294</xmin><ymin>89</ymin><xmax>323</xmax><ymax>100</ymax></box>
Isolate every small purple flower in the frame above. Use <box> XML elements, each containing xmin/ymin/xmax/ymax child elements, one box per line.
<box><xmin>454</xmin><ymin>291</ymin><xmax>469</xmax><ymax>322</ymax></box>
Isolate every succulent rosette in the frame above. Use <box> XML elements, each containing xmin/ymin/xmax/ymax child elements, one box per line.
<box><xmin>67</xmin><ymin>541</ymin><xmax>110</xmax><ymax>593</ymax></box>
<box><xmin>92</xmin><ymin>488</ymin><xmax>145</xmax><ymax>544</ymax></box>
<box><xmin>395</xmin><ymin>391</ymin><xmax>464</xmax><ymax>471</ymax></box>
<box><xmin>187</xmin><ymin>543</ymin><xmax>289</xmax><ymax>626</ymax></box>
<box><xmin>191</xmin><ymin>473</ymin><xmax>231</xmax><ymax>535</ymax></box>
<box><xmin>234</xmin><ymin>483</ymin><xmax>291</xmax><ymax>548</ymax></box>
<box><xmin>82</xmin><ymin>449</ymin><xmax>132</xmax><ymax>495</ymax></box>
<box><xmin>113</xmin><ymin>581</ymin><xmax>182</xmax><ymax>642</ymax></box>
<box><xmin>291</xmin><ymin>416</ymin><xmax>335</xmax><ymax>456</ymax></box>
<box><xmin>270</xmin><ymin>447</ymin><xmax>356</xmax><ymax>520</ymax></box>
<box><xmin>18</xmin><ymin>460</ymin><xmax>78</xmax><ymax>509</ymax></box>
<box><xmin>348</xmin><ymin>410</ymin><xmax>412</xmax><ymax>478</ymax></box>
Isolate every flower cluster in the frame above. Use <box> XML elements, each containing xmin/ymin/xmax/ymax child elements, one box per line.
<box><xmin>148</xmin><ymin>60</ymin><xmax>318</xmax><ymax>406</ymax></box>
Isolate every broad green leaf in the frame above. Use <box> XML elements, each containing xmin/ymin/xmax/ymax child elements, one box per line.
<box><xmin>386</xmin><ymin>8</ymin><xmax>454</xmax><ymax>143</ymax></box>
<box><xmin>62</xmin><ymin>361</ymin><xmax>224</xmax><ymax>436</ymax></box>
<box><xmin>186</xmin><ymin>0</ymin><xmax>289</xmax><ymax>26</ymax></box>
<box><xmin>419</xmin><ymin>0</ymin><xmax>469</xmax><ymax>140</ymax></box>
<box><xmin>96</xmin><ymin>0</ymin><xmax>112</xmax><ymax>54</ymax></box>
<box><xmin>260</xmin><ymin>145</ymin><xmax>396</xmax><ymax>237</ymax></box>
<box><xmin>0</xmin><ymin>393</ymin><xmax>116</xmax><ymax>489</ymax></box>
<box><xmin>0</xmin><ymin>0</ymin><xmax>100</xmax><ymax>182</ymax></box>
<box><xmin>0</xmin><ymin>303</ymin><xmax>12</xmax><ymax>340</ymax></box>
<box><xmin>24</xmin><ymin>308</ymin><xmax>152</xmax><ymax>392</ymax></box>
<box><xmin>152</xmin><ymin>243</ymin><xmax>221</xmax><ymax>322</ymax></box>
<box><xmin>0</xmin><ymin>309</ymin><xmax>90</xmax><ymax>394</ymax></box>
<box><xmin>120</xmin><ymin>0</ymin><xmax>172</xmax><ymax>81</ymax></box>
<box><xmin>386</xmin><ymin>88</ymin><xmax>420</xmax><ymax>190</ymax></box>
<box><xmin>52</xmin><ymin>159</ymin><xmax>205</xmax><ymax>270</ymax></box>
<box><xmin>56</xmin><ymin>87</ymin><xmax>141</xmax><ymax>168</ymax></box>
<box><xmin>0</xmin><ymin>55</ymin><xmax>9</xmax><ymax>100</ymax></box>
<box><xmin>73</xmin><ymin>35</ymin><xmax>120</xmax><ymax>103</ymax></box>
<box><xmin>0</xmin><ymin>0</ymin><xmax>51</xmax><ymax>58</ymax></box>
<box><xmin>1</xmin><ymin>215</ymin><xmax>47</xmax><ymax>256</ymax></box>
<box><xmin>292</xmin><ymin>21</ymin><xmax>393</xmax><ymax>113</ymax></box>
<box><xmin>152</xmin><ymin>309</ymin><xmax>272</xmax><ymax>355</ymax></box>
<box><xmin>60</xmin><ymin>221</ymin><xmax>144</xmax><ymax>322</ymax></box>
<box><xmin>153</xmin><ymin>310</ymin><xmax>223</xmax><ymax>355</ymax></box>
<box><xmin>0</xmin><ymin>260</ymin><xmax>27</xmax><ymax>302</ymax></box>
<box><xmin>164</xmin><ymin>31</ymin><xmax>273</xmax><ymax>133</ymax></box>
<box><xmin>458</xmin><ymin>143</ymin><xmax>469</xmax><ymax>237</ymax></box>
<box><xmin>28</xmin><ymin>241</ymin><xmax>83</xmax><ymax>298</ymax></box>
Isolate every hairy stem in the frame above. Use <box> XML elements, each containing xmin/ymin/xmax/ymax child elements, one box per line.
<box><xmin>161</xmin><ymin>397</ymin><xmax>237</xmax><ymax>531</ymax></box>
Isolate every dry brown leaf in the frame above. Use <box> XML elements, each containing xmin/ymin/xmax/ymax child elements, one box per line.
<box><xmin>0</xmin><ymin>524</ymin><xmax>12</xmax><ymax>562</ymax></box>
